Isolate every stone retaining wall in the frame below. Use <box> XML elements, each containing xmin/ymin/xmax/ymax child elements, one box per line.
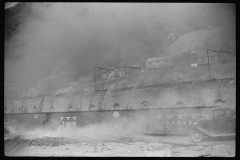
<box><xmin>4</xmin><ymin>78</ymin><xmax>235</xmax><ymax>114</ymax></box>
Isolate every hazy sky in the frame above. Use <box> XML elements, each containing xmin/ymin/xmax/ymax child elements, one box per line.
<box><xmin>4</xmin><ymin>3</ymin><xmax>235</xmax><ymax>98</ymax></box>
<box><xmin>5</xmin><ymin>2</ymin><xmax>18</xmax><ymax>9</ymax></box>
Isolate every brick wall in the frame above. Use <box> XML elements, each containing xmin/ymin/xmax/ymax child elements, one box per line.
<box><xmin>4</xmin><ymin>78</ymin><xmax>235</xmax><ymax>114</ymax></box>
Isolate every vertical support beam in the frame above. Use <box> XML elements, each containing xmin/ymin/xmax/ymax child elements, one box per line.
<box><xmin>207</xmin><ymin>49</ymin><xmax>234</xmax><ymax>79</ymax></box>
<box><xmin>207</xmin><ymin>49</ymin><xmax>211</xmax><ymax>80</ymax></box>
<box><xmin>94</xmin><ymin>66</ymin><xmax>112</xmax><ymax>91</ymax></box>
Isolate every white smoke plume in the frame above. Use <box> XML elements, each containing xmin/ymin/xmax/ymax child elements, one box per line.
<box><xmin>5</xmin><ymin>3</ymin><xmax>235</xmax><ymax>98</ymax></box>
<box><xmin>6</xmin><ymin>110</ymin><xmax>154</xmax><ymax>142</ymax></box>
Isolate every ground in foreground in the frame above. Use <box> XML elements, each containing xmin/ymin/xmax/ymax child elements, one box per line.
<box><xmin>5</xmin><ymin>133</ymin><xmax>235</xmax><ymax>157</ymax></box>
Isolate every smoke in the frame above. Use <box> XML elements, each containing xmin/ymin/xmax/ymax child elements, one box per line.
<box><xmin>5</xmin><ymin>3</ymin><xmax>121</xmax><ymax>97</ymax></box>
<box><xmin>6</xmin><ymin>110</ymin><xmax>154</xmax><ymax>142</ymax></box>
<box><xmin>5</xmin><ymin>2</ymin><xmax>18</xmax><ymax>9</ymax></box>
<box><xmin>5</xmin><ymin>3</ymin><xmax>235</xmax><ymax>98</ymax></box>
<box><xmin>53</xmin><ymin>74</ymin><xmax>95</xmax><ymax>95</ymax></box>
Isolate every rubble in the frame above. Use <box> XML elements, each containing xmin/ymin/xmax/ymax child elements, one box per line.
<box><xmin>4</xmin><ymin>134</ymin><xmax>235</xmax><ymax>157</ymax></box>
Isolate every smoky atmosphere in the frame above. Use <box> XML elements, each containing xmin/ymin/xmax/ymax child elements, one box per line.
<box><xmin>5</xmin><ymin>3</ymin><xmax>235</xmax><ymax>157</ymax></box>
<box><xmin>5</xmin><ymin>3</ymin><xmax>235</xmax><ymax>98</ymax></box>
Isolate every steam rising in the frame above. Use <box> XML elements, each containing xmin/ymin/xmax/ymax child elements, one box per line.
<box><xmin>5</xmin><ymin>3</ymin><xmax>235</xmax><ymax>98</ymax></box>
<box><xmin>6</xmin><ymin>112</ymin><xmax>152</xmax><ymax>142</ymax></box>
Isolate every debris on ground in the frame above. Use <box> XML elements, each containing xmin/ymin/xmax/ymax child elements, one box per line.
<box><xmin>4</xmin><ymin>133</ymin><xmax>235</xmax><ymax>157</ymax></box>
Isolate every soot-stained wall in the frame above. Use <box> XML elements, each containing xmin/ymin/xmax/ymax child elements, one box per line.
<box><xmin>4</xmin><ymin>78</ymin><xmax>235</xmax><ymax>114</ymax></box>
<box><xmin>105</xmin><ymin>90</ymin><xmax>130</xmax><ymax>110</ymax></box>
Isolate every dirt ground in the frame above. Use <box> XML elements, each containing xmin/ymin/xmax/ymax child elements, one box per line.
<box><xmin>4</xmin><ymin>132</ymin><xmax>235</xmax><ymax>157</ymax></box>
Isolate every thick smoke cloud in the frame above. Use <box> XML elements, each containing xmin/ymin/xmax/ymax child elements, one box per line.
<box><xmin>4</xmin><ymin>3</ymin><xmax>235</xmax><ymax>98</ymax></box>
<box><xmin>6</xmin><ymin>110</ymin><xmax>153</xmax><ymax>142</ymax></box>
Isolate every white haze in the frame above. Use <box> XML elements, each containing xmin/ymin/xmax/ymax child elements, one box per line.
<box><xmin>4</xmin><ymin>3</ymin><xmax>235</xmax><ymax>98</ymax></box>
<box><xmin>6</xmin><ymin>112</ymin><xmax>152</xmax><ymax>142</ymax></box>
